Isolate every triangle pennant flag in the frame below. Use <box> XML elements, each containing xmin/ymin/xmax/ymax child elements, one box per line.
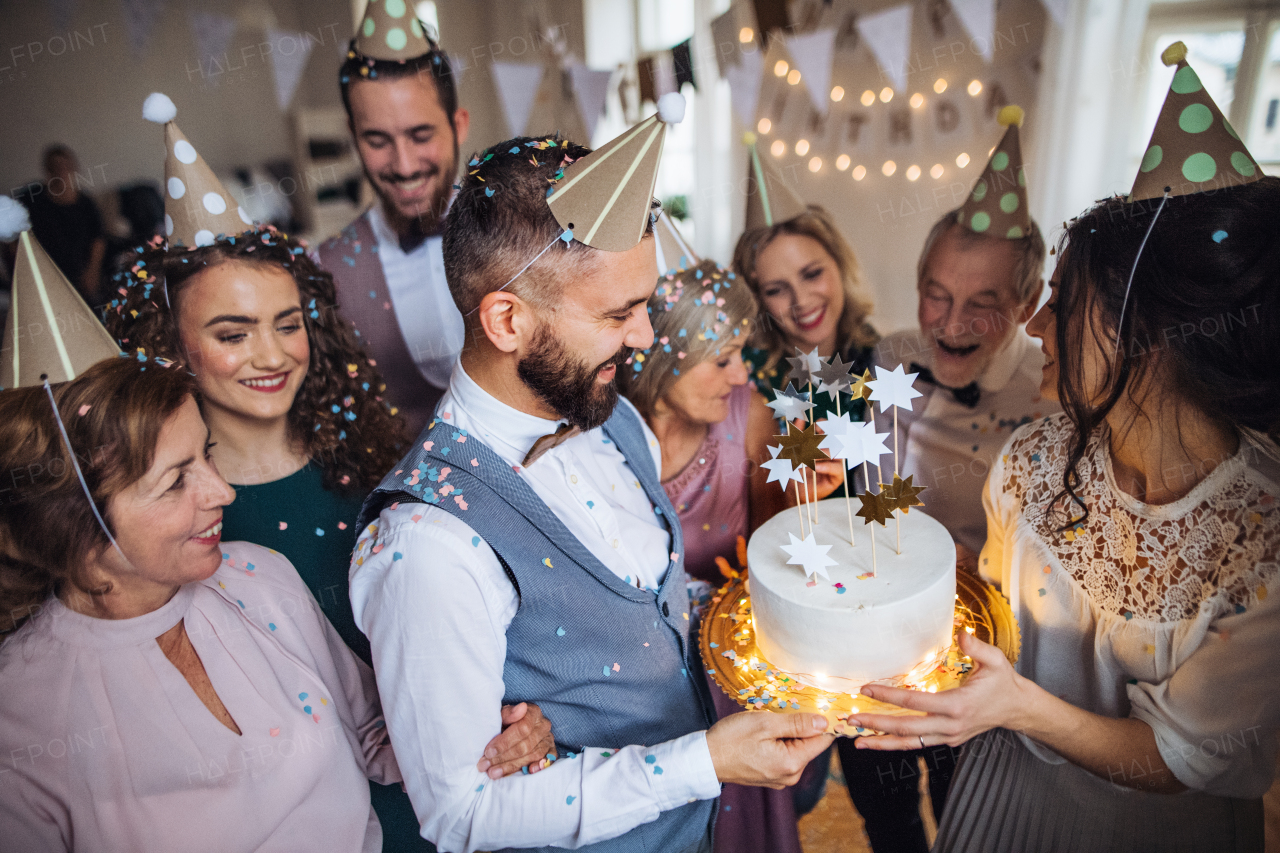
<box><xmin>725</xmin><ymin>46</ymin><xmax>765</xmax><ymax>127</ymax></box>
<box><xmin>1129</xmin><ymin>41</ymin><xmax>1262</xmax><ymax>201</ymax></box>
<box><xmin>1</xmin><ymin>231</ymin><xmax>120</xmax><ymax>389</ymax></box>
<box><xmin>188</xmin><ymin>11</ymin><xmax>236</xmax><ymax>82</ymax></box>
<box><xmin>784</xmin><ymin>28</ymin><xmax>837</xmax><ymax>114</ymax></box>
<box><xmin>950</xmin><ymin>0</ymin><xmax>996</xmax><ymax>62</ymax></box>
<box><xmin>569</xmin><ymin>64</ymin><xmax>614</xmax><ymax>141</ymax></box>
<box><xmin>743</xmin><ymin>134</ymin><xmax>808</xmax><ymax>230</ymax></box>
<box><xmin>267</xmin><ymin>29</ymin><xmax>315</xmax><ymax>111</ymax></box>
<box><xmin>957</xmin><ymin>105</ymin><xmax>1032</xmax><ymax>238</ymax></box>
<box><xmin>856</xmin><ymin>3</ymin><xmax>913</xmax><ymax>93</ymax></box>
<box><xmin>491</xmin><ymin>61</ymin><xmax>546</xmax><ymax>137</ymax></box>
<box><xmin>654</xmin><ymin>210</ymin><xmax>699</xmax><ymax>274</ymax></box>
<box><xmin>547</xmin><ymin>93</ymin><xmax>685</xmax><ymax>252</ymax></box>
<box><xmin>711</xmin><ymin>6</ymin><xmax>742</xmax><ymax>75</ymax></box>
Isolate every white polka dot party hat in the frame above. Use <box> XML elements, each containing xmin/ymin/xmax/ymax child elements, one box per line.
<box><xmin>143</xmin><ymin>93</ymin><xmax>253</xmax><ymax>248</ymax></box>
<box><xmin>353</xmin><ymin>0</ymin><xmax>435</xmax><ymax>62</ymax></box>
<box><xmin>957</xmin><ymin>105</ymin><xmax>1031</xmax><ymax>240</ymax></box>
<box><xmin>742</xmin><ymin>131</ymin><xmax>809</xmax><ymax>232</ymax></box>
<box><xmin>1130</xmin><ymin>41</ymin><xmax>1262</xmax><ymax>202</ymax></box>
<box><xmin>1</xmin><ymin>228</ymin><xmax>120</xmax><ymax>389</ymax></box>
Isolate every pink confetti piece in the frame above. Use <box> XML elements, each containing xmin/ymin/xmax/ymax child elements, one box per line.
<box><xmin>269</xmin><ymin>727</ymin><xmax>280</xmax><ymax>737</ymax></box>
<box><xmin>439</xmin><ymin>483</ymin><xmax>455</xmax><ymax>496</ymax></box>
<box><xmin>372</xmin><ymin>544</ymin><xmax>384</xmax><ymax>554</ymax></box>
<box><xmin>442</xmin><ymin>411</ymin><xmax>451</xmax><ymax>419</ymax></box>
<box><xmin>643</xmin><ymin>642</ymin><xmax>650</xmax><ymax>647</ymax></box>
<box><xmin>390</xmin><ymin>502</ymin><xmax>400</xmax><ymax>510</ymax></box>
<box><xmin>312</xmin><ymin>713</ymin><xmax>321</xmax><ymax>723</ymax></box>
<box><xmin>512</xmin><ymin>465</ymin><xmax>522</xmax><ymax>473</ymax></box>
<box><xmin>407</xmin><ymin>470</ymin><xmax>421</xmax><ymax>486</ymax></box>
<box><xmin>806</xmin><ymin>580</ymin><xmax>817</xmax><ymax>587</ymax></box>
<box><xmin>337</xmin><ymin>522</ymin><xmax>347</xmax><ymax>530</ymax></box>
<box><xmin>439</xmin><ymin>467</ymin><xmax>451</xmax><ymax>480</ymax></box>
<box><xmin>423</xmin><ymin>441</ymin><xmax>434</xmax><ymax>451</ymax></box>
<box><xmin>411</xmin><ymin>514</ymin><xmax>422</xmax><ymax>523</ymax></box>
<box><xmin>611</xmin><ymin>663</ymin><xmax>620</xmax><ymax>672</ymax></box>
<box><xmin>340</xmin><ymin>474</ymin><xmax>350</xmax><ymax>485</ymax></box>
<box><xmin>454</xmin><ymin>496</ymin><xmax>469</xmax><ymax>510</ymax></box>
<box><xmin>77</xmin><ymin>404</ymin><xmax>92</xmax><ymax>416</ymax></box>
<box><xmin>470</xmin><ymin>458</ymin><xmax>479</xmax><ymax>466</ymax></box>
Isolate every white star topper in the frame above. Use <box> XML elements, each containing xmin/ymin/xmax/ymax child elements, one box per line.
<box><xmin>765</xmin><ymin>384</ymin><xmax>814</xmax><ymax>422</ymax></box>
<box><xmin>816</xmin><ymin>412</ymin><xmax>857</xmax><ymax>459</ymax></box>
<box><xmin>780</xmin><ymin>532</ymin><xmax>837</xmax><ymax>581</ymax></box>
<box><xmin>836</xmin><ymin>420</ymin><xmax>890</xmax><ymax>468</ymax></box>
<box><xmin>761</xmin><ymin>444</ymin><xmax>805</xmax><ymax>486</ymax></box>
<box><xmin>866</xmin><ymin>363</ymin><xmax>923</xmax><ymax>414</ymax></box>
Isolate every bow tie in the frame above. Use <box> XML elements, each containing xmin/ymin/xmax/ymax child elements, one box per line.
<box><xmin>521</xmin><ymin>422</ymin><xmax>582</xmax><ymax>467</ymax></box>
<box><xmin>909</xmin><ymin>362</ymin><xmax>981</xmax><ymax>408</ymax></box>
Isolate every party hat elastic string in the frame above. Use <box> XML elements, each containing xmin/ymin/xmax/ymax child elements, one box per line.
<box><xmin>42</xmin><ymin>380</ymin><xmax>130</xmax><ymax>565</ymax></box>
<box><xmin>463</xmin><ymin>229</ymin><xmax>572</xmax><ymax>317</ymax></box>
<box><xmin>1113</xmin><ymin>189</ymin><xmax>1170</xmax><ymax>359</ymax></box>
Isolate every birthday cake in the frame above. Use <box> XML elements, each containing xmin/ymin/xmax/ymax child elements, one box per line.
<box><xmin>746</xmin><ymin>499</ymin><xmax>957</xmax><ymax>692</ymax></box>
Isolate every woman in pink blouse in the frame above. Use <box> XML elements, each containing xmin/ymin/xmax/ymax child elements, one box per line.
<box><xmin>0</xmin><ymin>357</ymin><xmax>549</xmax><ymax>852</ymax></box>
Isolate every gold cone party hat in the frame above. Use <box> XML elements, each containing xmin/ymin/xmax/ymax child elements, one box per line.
<box><xmin>654</xmin><ymin>210</ymin><xmax>699</xmax><ymax>274</ymax></box>
<box><xmin>547</xmin><ymin>93</ymin><xmax>686</xmax><ymax>253</ymax></box>
<box><xmin>957</xmin><ymin>105</ymin><xmax>1032</xmax><ymax>239</ymax></box>
<box><xmin>143</xmin><ymin>93</ymin><xmax>254</xmax><ymax>248</ymax></box>
<box><xmin>743</xmin><ymin>132</ymin><xmax>808</xmax><ymax>231</ymax></box>
<box><xmin>354</xmin><ymin>0</ymin><xmax>434</xmax><ymax>61</ymax></box>
<box><xmin>1</xmin><ymin>230</ymin><xmax>120</xmax><ymax>389</ymax></box>
<box><xmin>1130</xmin><ymin>41</ymin><xmax>1262</xmax><ymax>202</ymax></box>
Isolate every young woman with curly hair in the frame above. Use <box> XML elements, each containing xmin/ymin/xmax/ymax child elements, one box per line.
<box><xmin>106</xmin><ymin>228</ymin><xmax>407</xmax><ymax>665</ymax></box>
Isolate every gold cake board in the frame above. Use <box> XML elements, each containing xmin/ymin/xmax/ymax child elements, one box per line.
<box><xmin>699</xmin><ymin>571</ymin><xmax>1021</xmax><ymax>737</ymax></box>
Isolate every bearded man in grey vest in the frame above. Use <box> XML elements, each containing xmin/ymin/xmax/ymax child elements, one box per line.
<box><xmin>316</xmin><ymin>13</ymin><xmax>468</xmax><ymax>437</ymax></box>
<box><xmin>350</xmin><ymin>120</ymin><xmax>832</xmax><ymax>853</ymax></box>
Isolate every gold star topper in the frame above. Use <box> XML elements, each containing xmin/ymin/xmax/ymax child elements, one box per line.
<box><xmin>776</xmin><ymin>421</ymin><xmax>829</xmax><ymax>472</ymax></box>
<box><xmin>850</xmin><ymin>368</ymin><xmax>874</xmax><ymax>403</ymax></box>
<box><xmin>880</xmin><ymin>474</ymin><xmax>926</xmax><ymax>513</ymax></box>
<box><xmin>856</xmin><ymin>490</ymin><xmax>894</xmax><ymax>526</ymax></box>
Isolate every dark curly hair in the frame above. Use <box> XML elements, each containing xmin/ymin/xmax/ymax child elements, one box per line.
<box><xmin>1051</xmin><ymin>176</ymin><xmax>1280</xmax><ymax>528</ymax></box>
<box><xmin>105</xmin><ymin>228</ymin><xmax>407</xmax><ymax>493</ymax></box>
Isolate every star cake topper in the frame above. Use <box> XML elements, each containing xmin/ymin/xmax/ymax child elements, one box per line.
<box><xmin>779</xmin><ymin>531</ymin><xmax>837</xmax><ymax>581</ymax></box>
<box><xmin>866</xmin><ymin>363</ymin><xmax>923</xmax><ymax>414</ymax></box>
<box><xmin>765</xmin><ymin>383</ymin><xmax>814</xmax><ymax>422</ymax></box>
<box><xmin>776</xmin><ymin>421</ymin><xmax>829</xmax><ymax>472</ymax></box>
<box><xmin>815</xmin><ymin>354</ymin><xmax>856</xmax><ymax>399</ymax></box>
<box><xmin>880</xmin><ymin>473</ymin><xmax>926</xmax><ymax>513</ymax></box>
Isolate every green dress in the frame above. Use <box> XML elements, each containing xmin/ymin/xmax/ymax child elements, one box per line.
<box><xmin>744</xmin><ymin>337</ymin><xmax>879</xmax><ymax>499</ymax></box>
<box><xmin>220</xmin><ymin>462</ymin><xmax>435</xmax><ymax>853</ymax></box>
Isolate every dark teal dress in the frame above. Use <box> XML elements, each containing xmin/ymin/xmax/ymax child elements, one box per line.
<box><xmin>743</xmin><ymin>337</ymin><xmax>878</xmax><ymax>499</ymax></box>
<box><xmin>220</xmin><ymin>463</ymin><xmax>435</xmax><ymax>853</ymax></box>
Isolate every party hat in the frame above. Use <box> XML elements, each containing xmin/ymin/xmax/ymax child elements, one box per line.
<box><xmin>353</xmin><ymin>0</ymin><xmax>435</xmax><ymax>62</ymax></box>
<box><xmin>654</xmin><ymin>210</ymin><xmax>699</xmax><ymax>274</ymax></box>
<box><xmin>1130</xmin><ymin>41</ymin><xmax>1262</xmax><ymax>202</ymax></box>
<box><xmin>743</xmin><ymin>132</ymin><xmax>808</xmax><ymax>231</ymax></box>
<box><xmin>143</xmin><ymin>93</ymin><xmax>254</xmax><ymax>248</ymax></box>
<box><xmin>957</xmin><ymin>105</ymin><xmax>1032</xmax><ymax>239</ymax></box>
<box><xmin>1</xmin><ymin>230</ymin><xmax>119</xmax><ymax>389</ymax></box>
<box><xmin>546</xmin><ymin>92</ymin><xmax>686</xmax><ymax>252</ymax></box>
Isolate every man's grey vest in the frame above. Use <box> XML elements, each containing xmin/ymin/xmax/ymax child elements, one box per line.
<box><xmin>360</xmin><ymin>406</ymin><xmax>717</xmax><ymax>853</ymax></box>
<box><xmin>315</xmin><ymin>211</ymin><xmax>443</xmax><ymax>438</ymax></box>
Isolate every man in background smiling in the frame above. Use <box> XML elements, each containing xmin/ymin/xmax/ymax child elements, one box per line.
<box><xmin>317</xmin><ymin>2</ymin><xmax>470</xmax><ymax>438</ymax></box>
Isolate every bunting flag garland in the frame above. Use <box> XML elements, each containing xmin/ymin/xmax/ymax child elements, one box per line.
<box><xmin>725</xmin><ymin>47</ymin><xmax>765</xmax><ymax>127</ymax></box>
<box><xmin>491</xmin><ymin>61</ymin><xmax>546</xmax><ymax>137</ymax></box>
<box><xmin>267</xmin><ymin>28</ymin><xmax>315</xmax><ymax>111</ymax></box>
<box><xmin>673</xmin><ymin>39</ymin><xmax>696</xmax><ymax>91</ymax></box>
<box><xmin>783</xmin><ymin>28</ymin><xmax>837</xmax><ymax>113</ymax></box>
<box><xmin>569</xmin><ymin>63</ymin><xmax>614</xmax><ymax>140</ymax></box>
<box><xmin>856</xmin><ymin>3</ymin><xmax>913</xmax><ymax>93</ymax></box>
<box><xmin>949</xmin><ymin>0</ymin><xmax>997</xmax><ymax>63</ymax></box>
<box><xmin>187</xmin><ymin>11</ymin><xmax>237</xmax><ymax>85</ymax></box>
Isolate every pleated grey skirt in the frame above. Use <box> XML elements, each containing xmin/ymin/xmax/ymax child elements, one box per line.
<box><xmin>933</xmin><ymin>729</ymin><xmax>1264</xmax><ymax>853</ymax></box>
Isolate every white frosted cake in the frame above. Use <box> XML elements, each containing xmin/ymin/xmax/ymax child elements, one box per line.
<box><xmin>747</xmin><ymin>499</ymin><xmax>956</xmax><ymax>692</ymax></box>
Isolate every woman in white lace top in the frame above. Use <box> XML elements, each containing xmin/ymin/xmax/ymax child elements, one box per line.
<box><xmin>845</xmin><ymin>177</ymin><xmax>1280</xmax><ymax>852</ymax></box>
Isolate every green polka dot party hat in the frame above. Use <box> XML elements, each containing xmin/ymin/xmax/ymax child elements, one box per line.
<box><xmin>143</xmin><ymin>93</ymin><xmax>254</xmax><ymax>248</ymax></box>
<box><xmin>353</xmin><ymin>0</ymin><xmax>434</xmax><ymax>62</ymax></box>
<box><xmin>1130</xmin><ymin>41</ymin><xmax>1261</xmax><ymax>202</ymax></box>
<box><xmin>957</xmin><ymin>105</ymin><xmax>1031</xmax><ymax>240</ymax></box>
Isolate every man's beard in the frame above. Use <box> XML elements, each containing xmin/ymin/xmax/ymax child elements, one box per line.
<box><xmin>368</xmin><ymin>142</ymin><xmax>457</xmax><ymax>246</ymax></box>
<box><xmin>517</xmin><ymin>322</ymin><xmax>632</xmax><ymax>431</ymax></box>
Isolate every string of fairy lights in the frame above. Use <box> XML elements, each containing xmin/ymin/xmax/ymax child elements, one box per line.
<box><xmin>736</xmin><ymin>26</ymin><xmax>996</xmax><ymax>184</ymax></box>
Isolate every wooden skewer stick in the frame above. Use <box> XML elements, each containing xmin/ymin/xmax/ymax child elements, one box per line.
<box><xmin>894</xmin><ymin>406</ymin><xmax>901</xmax><ymax>554</ymax></box>
<box><xmin>835</xmin><ymin>395</ymin><xmax>853</xmax><ymax>546</ymax></box>
<box><xmin>862</xmin><ymin>459</ymin><xmax>877</xmax><ymax>577</ymax></box>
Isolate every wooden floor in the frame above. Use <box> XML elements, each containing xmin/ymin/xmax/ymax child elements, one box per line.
<box><xmin>798</xmin><ymin>751</ymin><xmax>937</xmax><ymax>853</ymax></box>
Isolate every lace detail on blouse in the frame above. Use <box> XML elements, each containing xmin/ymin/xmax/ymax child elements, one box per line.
<box><xmin>1001</xmin><ymin>413</ymin><xmax>1280</xmax><ymax>622</ymax></box>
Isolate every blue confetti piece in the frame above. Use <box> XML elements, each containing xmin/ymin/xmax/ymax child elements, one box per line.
<box><xmin>472</xmin><ymin>536</ymin><xmax>481</xmax><ymax>547</ymax></box>
<box><xmin>681</xmin><ymin>668</ymin><xmax>687</xmax><ymax>677</ymax></box>
<box><xmin>268</xmin><ymin>623</ymin><xmax>277</xmax><ymax>631</ymax></box>
<box><xmin>566</xmin><ymin>795</ymin><xmax>576</xmax><ymax>804</ymax></box>
<box><xmin>645</xmin><ymin>755</ymin><xmax>656</xmax><ymax>764</ymax></box>
<box><xmin>557</xmin><ymin>627</ymin><xmax>566</xmax><ymax>636</ymax></box>
<box><xmin>1212</xmin><ymin>230</ymin><xmax>1228</xmax><ymax>243</ymax></box>
<box><xmin>223</xmin><ymin>552</ymin><xmax>230</xmax><ymax>560</ymax></box>
<box><xmin>837</xmin><ymin>587</ymin><xmax>847</xmax><ymax>594</ymax></box>
<box><xmin>315</xmin><ymin>528</ymin><xmax>325</xmax><ymax>536</ymax></box>
<box><xmin>653</xmin><ymin>766</ymin><xmax>664</xmax><ymax>775</ymax></box>
<box><xmin>546</xmin><ymin>753</ymin><xmax>556</xmax><ymax>761</ymax></box>
<box><xmin>299</xmin><ymin>693</ymin><xmax>308</xmax><ymax>700</ymax></box>
<box><xmin>476</xmin><ymin>785</ymin><xmax>484</xmax><ymax>792</ymax></box>
<box><xmin>331</xmin><ymin>404</ymin><xmax>341</xmax><ymax>413</ymax></box>
<box><xmin>303</xmin><ymin>705</ymin><xmax>312</xmax><ymax>714</ymax></box>
<box><xmin>521</xmin><ymin>766</ymin><xmax>529</xmax><ymax>775</ymax></box>
<box><xmin>393</xmin><ymin>552</ymin><xmax>403</xmax><ymax>561</ymax></box>
<box><xmin>678</xmin><ymin>329</ymin><xmax>687</xmax><ymax>337</ymax></box>
<box><xmin>369</xmin><ymin>290</ymin><xmax>377</xmax><ymax>298</ymax></box>
<box><xmin>509</xmin><ymin>147</ymin><xmax>521</xmax><ymax>154</ymax></box>
<box><xmin>603</xmin><ymin>666</ymin><xmax>611</xmax><ymax>677</ymax></box>
<box><xmin>485</xmin><ymin>187</ymin><xmax>495</xmax><ymax>197</ymax></box>
<box><xmin>586</xmin><ymin>500</ymin><xmax>595</xmax><ymax>508</ymax></box>
<box><xmin>237</xmin><ymin>600</ymin><xmax>245</xmax><ymax>608</ymax></box>
<box><xmin>560</xmin><ymin>229</ymin><xmax>574</xmax><ymax>243</ymax></box>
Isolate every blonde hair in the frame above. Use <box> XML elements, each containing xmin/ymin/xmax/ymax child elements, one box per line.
<box><xmin>732</xmin><ymin>206</ymin><xmax>876</xmax><ymax>373</ymax></box>
<box><xmin>619</xmin><ymin>259</ymin><xmax>757</xmax><ymax>417</ymax></box>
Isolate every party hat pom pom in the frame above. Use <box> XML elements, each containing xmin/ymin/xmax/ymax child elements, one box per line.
<box><xmin>997</xmin><ymin>105</ymin><xmax>1024</xmax><ymax>128</ymax></box>
<box><xmin>143</xmin><ymin>92</ymin><xmax>177</xmax><ymax>124</ymax></box>
<box><xmin>1161</xmin><ymin>41</ymin><xmax>1187</xmax><ymax>66</ymax></box>
<box><xmin>0</xmin><ymin>195</ymin><xmax>31</xmax><ymax>242</ymax></box>
<box><xmin>742</xmin><ymin>131</ymin><xmax>757</xmax><ymax>147</ymax></box>
<box><xmin>657</xmin><ymin>92</ymin><xmax>686</xmax><ymax>125</ymax></box>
